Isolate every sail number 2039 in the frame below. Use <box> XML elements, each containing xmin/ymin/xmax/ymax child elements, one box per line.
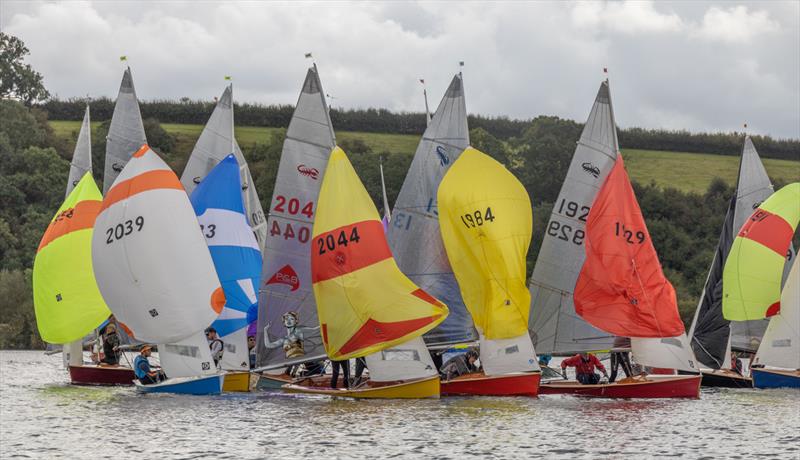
<box><xmin>460</xmin><ymin>207</ymin><xmax>495</xmax><ymax>228</ymax></box>
<box><xmin>105</xmin><ymin>216</ymin><xmax>144</xmax><ymax>244</ymax></box>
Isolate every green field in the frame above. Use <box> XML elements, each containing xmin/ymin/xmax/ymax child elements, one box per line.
<box><xmin>49</xmin><ymin>120</ymin><xmax>799</xmax><ymax>193</ymax></box>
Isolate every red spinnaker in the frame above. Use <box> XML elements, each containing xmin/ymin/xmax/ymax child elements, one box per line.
<box><xmin>574</xmin><ymin>155</ymin><xmax>684</xmax><ymax>338</ymax></box>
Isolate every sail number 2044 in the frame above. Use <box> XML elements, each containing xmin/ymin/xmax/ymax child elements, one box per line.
<box><xmin>317</xmin><ymin>227</ymin><xmax>361</xmax><ymax>255</ymax></box>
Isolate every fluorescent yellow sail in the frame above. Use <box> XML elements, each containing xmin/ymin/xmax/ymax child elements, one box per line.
<box><xmin>438</xmin><ymin>147</ymin><xmax>532</xmax><ymax>340</ymax></box>
<box><xmin>311</xmin><ymin>147</ymin><xmax>449</xmax><ymax>360</ymax></box>
<box><xmin>723</xmin><ymin>183</ymin><xmax>799</xmax><ymax>321</ymax></box>
<box><xmin>33</xmin><ymin>173</ymin><xmax>111</xmax><ymax>343</ymax></box>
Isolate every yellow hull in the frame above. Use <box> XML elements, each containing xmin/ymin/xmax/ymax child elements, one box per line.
<box><xmin>222</xmin><ymin>371</ymin><xmax>251</xmax><ymax>392</ymax></box>
<box><xmin>283</xmin><ymin>375</ymin><xmax>440</xmax><ymax>399</ymax></box>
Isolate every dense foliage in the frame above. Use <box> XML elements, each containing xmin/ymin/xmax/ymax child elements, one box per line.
<box><xmin>0</xmin><ymin>33</ymin><xmax>50</xmax><ymax>105</ymax></box>
<box><xmin>40</xmin><ymin>97</ymin><xmax>800</xmax><ymax>161</ymax></box>
<box><xmin>4</xmin><ymin>97</ymin><xmax>796</xmax><ymax>349</ymax></box>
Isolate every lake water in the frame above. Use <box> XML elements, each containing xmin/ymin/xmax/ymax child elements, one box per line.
<box><xmin>1</xmin><ymin>350</ymin><xmax>798</xmax><ymax>459</ymax></box>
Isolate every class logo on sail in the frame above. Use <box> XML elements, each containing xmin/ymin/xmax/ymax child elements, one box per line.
<box><xmin>435</xmin><ymin>145</ymin><xmax>449</xmax><ymax>167</ymax></box>
<box><xmin>297</xmin><ymin>164</ymin><xmax>319</xmax><ymax>180</ymax></box>
<box><xmin>266</xmin><ymin>264</ymin><xmax>300</xmax><ymax>291</ymax></box>
<box><xmin>581</xmin><ymin>162</ymin><xmax>600</xmax><ymax>178</ymax></box>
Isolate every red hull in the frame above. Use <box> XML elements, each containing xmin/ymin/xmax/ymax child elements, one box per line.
<box><xmin>540</xmin><ymin>375</ymin><xmax>700</xmax><ymax>399</ymax></box>
<box><xmin>69</xmin><ymin>365</ymin><xmax>135</xmax><ymax>386</ymax></box>
<box><xmin>441</xmin><ymin>371</ymin><xmax>541</xmax><ymax>397</ymax></box>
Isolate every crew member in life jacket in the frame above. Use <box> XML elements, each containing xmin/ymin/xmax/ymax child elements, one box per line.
<box><xmin>561</xmin><ymin>352</ymin><xmax>608</xmax><ymax>384</ymax></box>
<box><xmin>263</xmin><ymin>311</ymin><xmax>320</xmax><ymax>360</ymax></box>
<box><xmin>206</xmin><ymin>327</ymin><xmax>224</xmax><ymax>367</ymax></box>
<box><xmin>440</xmin><ymin>349</ymin><xmax>479</xmax><ymax>381</ymax></box>
<box><xmin>134</xmin><ymin>345</ymin><xmax>164</xmax><ymax>385</ymax></box>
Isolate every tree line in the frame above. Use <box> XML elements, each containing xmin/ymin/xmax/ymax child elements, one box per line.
<box><xmin>40</xmin><ymin>97</ymin><xmax>800</xmax><ymax>161</ymax></box>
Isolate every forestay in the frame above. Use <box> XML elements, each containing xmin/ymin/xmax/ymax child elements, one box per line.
<box><xmin>255</xmin><ymin>67</ymin><xmax>335</xmax><ymax>370</ymax></box>
<box><xmin>103</xmin><ymin>67</ymin><xmax>146</xmax><ymax>194</ymax></box>
<box><xmin>180</xmin><ymin>85</ymin><xmax>268</xmax><ymax>250</ymax></box>
<box><xmin>190</xmin><ymin>155</ymin><xmax>262</xmax><ymax>371</ymax></box>
<box><xmin>312</xmin><ymin>147</ymin><xmax>448</xmax><ymax>361</ymax></box>
<box><xmin>753</xmin><ymin>257</ymin><xmax>800</xmax><ymax>369</ymax></box>
<box><xmin>528</xmin><ymin>81</ymin><xmax>618</xmax><ymax>354</ymax></box>
<box><xmin>388</xmin><ymin>74</ymin><xmax>476</xmax><ymax>346</ymax></box>
<box><xmin>67</xmin><ymin>105</ymin><xmax>92</xmax><ymax>196</ymax></box>
<box><xmin>33</xmin><ymin>173</ymin><xmax>110</xmax><ymax>344</ymax></box>
<box><xmin>92</xmin><ymin>145</ymin><xmax>224</xmax><ymax>344</ymax></box>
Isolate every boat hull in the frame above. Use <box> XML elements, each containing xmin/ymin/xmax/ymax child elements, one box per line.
<box><xmin>751</xmin><ymin>368</ymin><xmax>800</xmax><ymax>389</ymax></box>
<box><xmin>679</xmin><ymin>369</ymin><xmax>752</xmax><ymax>388</ymax></box>
<box><xmin>255</xmin><ymin>373</ymin><xmax>293</xmax><ymax>391</ymax></box>
<box><xmin>135</xmin><ymin>374</ymin><xmax>224</xmax><ymax>395</ymax></box>
<box><xmin>540</xmin><ymin>374</ymin><xmax>701</xmax><ymax>399</ymax></box>
<box><xmin>69</xmin><ymin>365</ymin><xmax>135</xmax><ymax>386</ymax></box>
<box><xmin>441</xmin><ymin>371</ymin><xmax>540</xmax><ymax>397</ymax></box>
<box><xmin>283</xmin><ymin>375</ymin><xmax>440</xmax><ymax>399</ymax></box>
<box><xmin>222</xmin><ymin>371</ymin><xmax>251</xmax><ymax>392</ymax></box>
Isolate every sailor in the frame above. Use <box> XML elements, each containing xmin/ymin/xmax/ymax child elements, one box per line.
<box><xmin>330</xmin><ymin>359</ymin><xmax>350</xmax><ymax>389</ymax></box>
<box><xmin>134</xmin><ymin>345</ymin><xmax>163</xmax><ymax>385</ymax></box>
<box><xmin>247</xmin><ymin>335</ymin><xmax>257</xmax><ymax>369</ymax></box>
<box><xmin>100</xmin><ymin>323</ymin><xmax>121</xmax><ymax>366</ymax></box>
<box><xmin>439</xmin><ymin>349</ymin><xmax>479</xmax><ymax>381</ymax></box>
<box><xmin>731</xmin><ymin>352</ymin><xmax>744</xmax><ymax>375</ymax></box>
<box><xmin>561</xmin><ymin>352</ymin><xmax>608</xmax><ymax>384</ymax></box>
<box><xmin>608</xmin><ymin>337</ymin><xmax>633</xmax><ymax>383</ymax></box>
<box><xmin>352</xmin><ymin>357</ymin><xmax>367</xmax><ymax>386</ymax></box>
<box><xmin>537</xmin><ymin>354</ymin><xmax>563</xmax><ymax>379</ymax></box>
<box><xmin>206</xmin><ymin>327</ymin><xmax>224</xmax><ymax>367</ymax></box>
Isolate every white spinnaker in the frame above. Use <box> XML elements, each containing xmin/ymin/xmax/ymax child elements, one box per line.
<box><xmin>103</xmin><ymin>67</ymin><xmax>146</xmax><ymax>194</ymax></box>
<box><xmin>754</xmin><ymin>258</ymin><xmax>800</xmax><ymax>369</ymax></box>
<box><xmin>180</xmin><ymin>85</ymin><xmax>268</xmax><ymax>251</ymax></box>
<box><xmin>92</xmin><ymin>147</ymin><xmax>222</xmax><ymax>344</ymax></box>
<box><xmin>365</xmin><ymin>336</ymin><xmax>438</xmax><ymax>382</ymax></box>
<box><xmin>631</xmin><ymin>335</ymin><xmax>698</xmax><ymax>372</ymax></box>
<box><xmin>157</xmin><ymin>331</ymin><xmax>218</xmax><ymax>379</ymax></box>
<box><xmin>480</xmin><ymin>333</ymin><xmax>540</xmax><ymax>376</ymax></box>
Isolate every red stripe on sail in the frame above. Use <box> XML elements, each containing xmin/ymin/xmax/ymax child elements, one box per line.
<box><xmin>37</xmin><ymin>200</ymin><xmax>102</xmax><ymax>252</ymax></box>
<box><xmin>738</xmin><ymin>209</ymin><xmax>794</xmax><ymax>257</ymax></box>
<box><xmin>411</xmin><ymin>288</ymin><xmax>444</xmax><ymax>307</ymax></box>
<box><xmin>311</xmin><ymin>220</ymin><xmax>392</xmax><ymax>283</ymax></box>
<box><xmin>101</xmin><ymin>170</ymin><xmax>184</xmax><ymax>212</ymax></box>
<box><xmin>337</xmin><ymin>316</ymin><xmax>441</xmax><ymax>356</ymax></box>
<box><xmin>765</xmin><ymin>301</ymin><xmax>781</xmax><ymax>317</ymax></box>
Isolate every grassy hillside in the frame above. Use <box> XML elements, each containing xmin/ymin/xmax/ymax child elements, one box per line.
<box><xmin>50</xmin><ymin>120</ymin><xmax>799</xmax><ymax>193</ymax></box>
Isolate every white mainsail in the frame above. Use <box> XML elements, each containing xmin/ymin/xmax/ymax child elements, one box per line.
<box><xmin>754</xmin><ymin>257</ymin><xmax>800</xmax><ymax>369</ymax></box>
<box><xmin>67</xmin><ymin>105</ymin><xmax>92</xmax><ymax>197</ymax></box>
<box><xmin>527</xmin><ymin>81</ymin><xmax>618</xmax><ymax>354</ymax></box>
<box><xmin>180</xmin><ymin>84</ymin><xmax>268</xmax><ymax>251</ymax></box>
<box><xmin>103</xmin><ymin>67</ymin><xmax>146</xmax><ymax>194</ymax></box>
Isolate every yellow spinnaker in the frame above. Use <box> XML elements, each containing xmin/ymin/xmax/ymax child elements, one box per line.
<box><xmin>33</xmin><ymin>173</ymin><xmax>111</xmax><ymax>343</ymax></box>
<box><xmin>723</xmin><ymin>182</ymin><xmax>799</xmax><ymax>321</ymax></box>
<box><xmin>438</xmin><ymin>147</ymin><xmax>532</xmax><ymax>340</ymax></box>
<box><xmin>311</xmin><ymin>147</ymin><xmax>448</xmax><ymax>360</ymax></box>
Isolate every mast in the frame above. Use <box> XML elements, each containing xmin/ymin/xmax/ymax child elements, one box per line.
<box><xmin>379</xmin><ymin>158</ymin><xmax>391</xmax><ymax>223</ymax></box>
<box><xmin>387</xmin><ymin>73</ymin><xmax>476</xmax><ymax>347</ymax></box>
<box><xmin>420</xmin><ymin>79</ymin><xmax>432</xmax><ymax>126</ymax></box>
<box><xmin>527</xmin><ymin>79</ymin><xmax>618</xmax><ymax>355</ymax></box>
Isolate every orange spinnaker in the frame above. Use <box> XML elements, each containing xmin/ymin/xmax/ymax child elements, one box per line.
<box><xmin>574</xmin><ymin>155</ymin><xmax>684</xmax><ymax>338</ymax></box>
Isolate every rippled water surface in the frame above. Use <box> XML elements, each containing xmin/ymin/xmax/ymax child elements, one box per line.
<box><xmin>1</xmin><ymin>351</ymin><xmax>799</xmax><ymax>459</ymax></box>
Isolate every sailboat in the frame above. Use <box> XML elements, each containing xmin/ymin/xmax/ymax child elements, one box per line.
<box><xmin>529</xmin><ymin>79</ymin><xmax>700</xmax><ymax>398</ymax></box>
<box><xmin>189</xmin><ymin>154</ymin><xmax>262</xmax><ymax>392</ymax></box>
<box><xmin>92</xmin><ymin>145</ymin><xmax>225</xmax><ymax>395</ymax></box>
<box><xmin>33</xmin><ymin>170</ymin><xmax>134</xmax><ymax>386</ymax></box>
<box><xmin>722</xmin><ymin>183</ymin><xmax>799</xmax><ymax>388</ymax></box>
<box><xmin>687</xmin><ymin>137</ymin><xmax>793</xmax><ymax>387</ymax></box>
<box><xmin>437</xmin><ymin>147</ymin><xmax>541</xmax><ymax>396</ymax></box>
<box><xmin>181</xmin><ymin>84</ymin><xmax>268</xmax><ymax>251</ymax></box>
<box><xmin>388</xmin><ymin>74</ymin><xmax>477</xmax><ymax>359</ymax></box>
<box><xmin>103</xmin><ymin>67</ymin><xmax>147</xmax><ymax>195</ymax></box>
<box><xmin>282</xmin><ymin>147</ymin><xmax>448</xmax><ymax>398</ymax></box>
<box><xmin>253</xmin><ymin>66</ymin><xmax>336</xmax><ymax>390</ymax></box>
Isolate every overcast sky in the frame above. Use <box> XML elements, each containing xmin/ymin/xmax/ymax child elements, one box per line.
<box><xmin>2</xmin><ymin>1</ymin><xmax>798</xmax><ymax>138</ymax></box>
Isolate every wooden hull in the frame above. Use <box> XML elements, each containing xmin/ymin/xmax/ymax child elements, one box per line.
<box><xmin>222</xmin><ymin>371</ymin><xmax>251</xmax><ymax>392</ymax></box>
<box><xmin>441</xmin><ymin>371</ymin><xmax>541</xmax><ymax>397</ymax></box>
<box><xmin>540</xmin><ymin>375</ymin><xmax>701</xmax><ymax>399</ymax></box>
<box><xmin>751</xmin><ymin>368</ymin><xmax>800</xmax><ymax>389</ymax></box>
<box><xmin>684</xmin><ymin>369</ymin><xmax>752</xmax><ymax>388</ymax></box>
<box><xmin>283</xmin><ymin>375</ymin><xmax>440</xmax><ymax>399</ymax></box>
<box><xmin>135</xmin><ymin>374</ymin><xmax>224</xmax><ymax>395</ymax></box>
<box><xmin>255</xmin><ymin>373</ymin><xmax>293</xmax><ymax>391</ymax></box>
<box><xmin>69</xmin><ymin>365</ymin><xmax>135</xmax><ymax>386</ymax></box>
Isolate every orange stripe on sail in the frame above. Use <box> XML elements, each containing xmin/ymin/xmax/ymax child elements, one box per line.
<box><xmin>132</xmin><ymin>144</ymin><xmax>150</xmax><ymax>158</ymax></box>
<box><xmin>311</xmin><ymin>220</ymin><xmax>392</xmax><ymax>283</ymax></box>
<box><xmin>337</xmin><ymin>315</ymin><xmax>442</xmax><ymax>357</ymax></box>
<box><xmin>210</xmin><ymin>287</ymin><xmax>225</xmax><ymax>314</ymax></box>
<box><xmin>101</xmin><ymin>170</ymin><xmax>184</xmax><ymax>212</ymax></box>
<box><xmin>738</xmin><ymin>209</ymin><xmax>794</xmax><ymax>257</ymax></box>
<box><xmin>37</xmin><ymin>200</ymin><xmax>102</xmax><ymax>252</ymax></box>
